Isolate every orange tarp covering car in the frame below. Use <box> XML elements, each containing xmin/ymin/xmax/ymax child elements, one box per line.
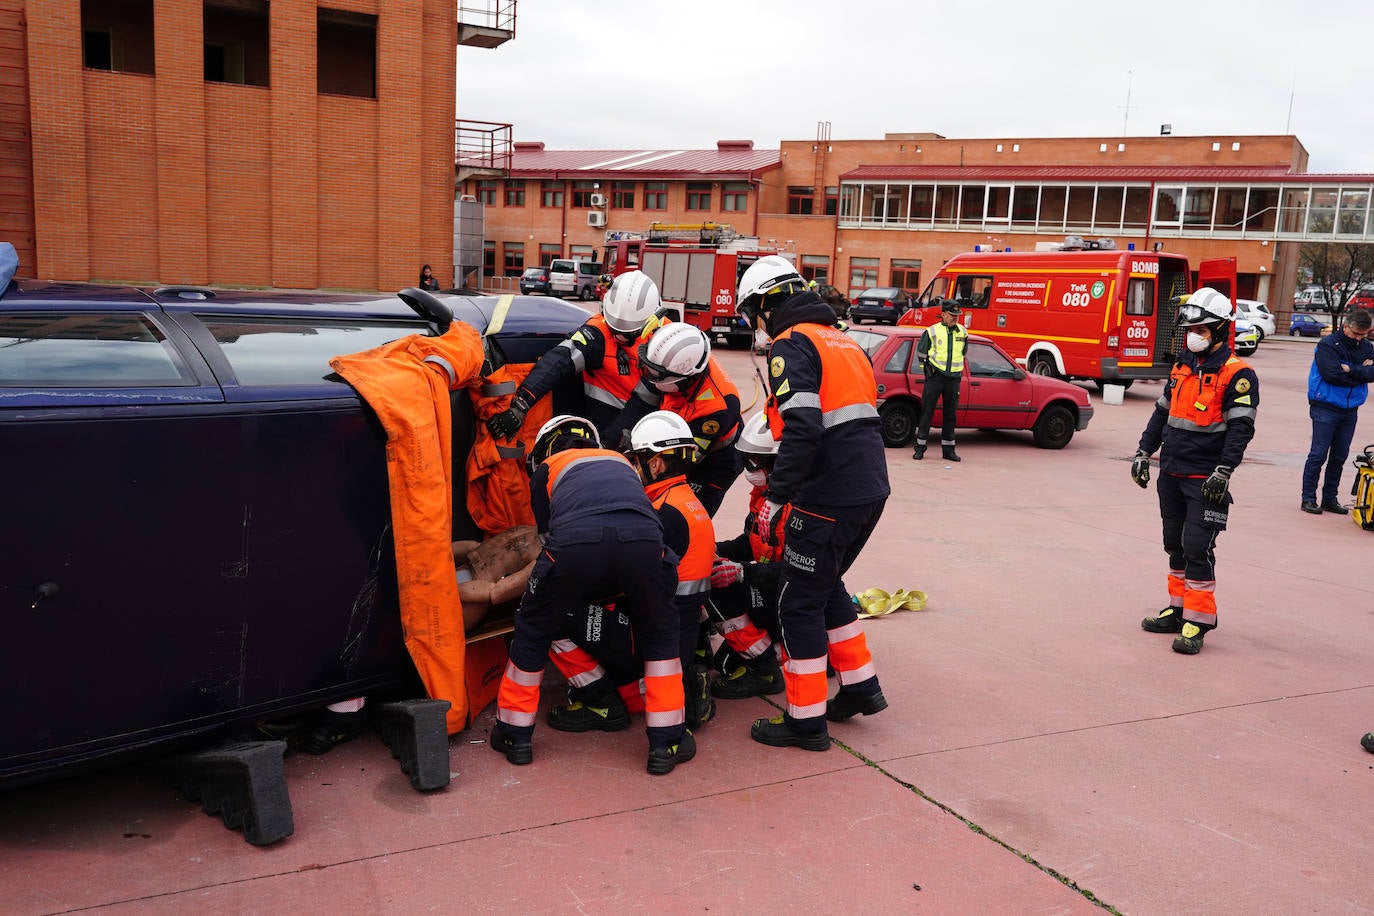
<box><xmin>331</xmin><ymin>324</ymin><xmax>488</xmax><ymax>734</ymax></box>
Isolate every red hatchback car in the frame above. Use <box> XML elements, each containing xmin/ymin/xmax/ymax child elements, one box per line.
<box><xmin>847</xmin><ymin>325</ymin><xmax>1095</xmax><ymax>449</ymax></box>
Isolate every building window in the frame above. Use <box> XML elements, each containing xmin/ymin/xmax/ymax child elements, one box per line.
<box><xmin>644</xmin><ymin>182</ymin><xmax>667</xmax><ymax>210</ymax></box>
<box><xmin>722</xmin><ymin>182</ymin><xmax>749</xmax><ymax>212</ymax></box>
<box><xmin>483</xmin><ymin>241</ymin><xmax>496</xmax><ymax>277</ymax></box>
<box><xmin>81</xmin><ymin>0</ymin><xmax>155</xmax><ymax>75</ymax></box>
<box><xmin>849</xmin><ymin>257</ymin><xmax>879</xmax><ymax>291</ymax></box>
<box><xmin>318</xmin><ymin>9</ymin><xmax>376</xmax><ymax>98</ymax></box>
<box><xmin>502</xmin><ymin>242</ymin><xmax>524</xmax><ymax>276</ymax></box>
<box><xmin>686</xmin><ymin>182</ymin><xmax>713</xmax><ymax>211</ymax></box>
<box><xmin>476</xmin><ymin>180</ymin><xmax>497</xmax><ymax>206</ymax></box>
<box><xmin>611</xmin><ymin>181</ymin><xmax>636</xmax><ymax>209</ymax></box>
<box><xmin>891</xmin><ymin>259</ymin><xmax>922</xmax><ymax>295</ymax></box>
<box><xmin>541</xmin><ymin>181</ymin><xmax>564</xmax><ymax>208</ymax></box>
<box><xmin>539</xmin><ymin>244</ymin><xmax>561</xmax><ymax>267</ymax></box>
<box><xmin>570</xmin><ymin>181</ymin><xmax>598</xmax><ymax>208</ymax></box>
<box><xmin>204</xmin><ymin>1</ymin><xmax>269</xmax><ymax>87</ymax></box>
<box><xmin>824</xmin><ymin>186</ymin><xmax>838</xmax><ymax>216</ymax></box>
<box><xmin>570</xmin><ymin>245</ymin><xmax>596</xmax><ymax>260</ymax></box>
<box><xmin>504</xmin><ymin>180</ymin><xmax>525</xmax><ymax>207</ymax></box>
<box><xmin>800</xmin><ymin>255</ymin><xmax>829</xmax><ymax>284</ymax></box>
<box><xmin>787</xmin><ymin>186</ymin><xmax>815</xmax><ymax>215</ymax></box>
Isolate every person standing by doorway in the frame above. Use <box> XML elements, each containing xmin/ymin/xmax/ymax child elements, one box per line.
<box><xmin>418</xmin><ymin>264</ymin><xmax>440</xmax><ymax>292</ymax></box>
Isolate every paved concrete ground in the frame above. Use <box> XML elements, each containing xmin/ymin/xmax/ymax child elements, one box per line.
<box><xmin>4</xmin><ymin>333</ymin><xmax>1372</xmax><ymax>915</ymax></box>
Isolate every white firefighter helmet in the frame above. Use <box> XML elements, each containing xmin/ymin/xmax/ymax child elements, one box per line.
<box><xmin>601</xmin><ymin>270</ymin><xmax>662</xmax><ymax>336</ymax></box>
<box><xmin>527</xmin><ymin>414</ymin><xmax>601</xmax><ymax>474</ymax></box>
<box><xmin>1177</xmin><ymin>287</ymin><xmax>1234</xmax><ymax>327</ymax></box>
<box><xmin>628</xmin><ymin>410</ymin><xmax>698</xmax><ymax>458</ymax></box>
<box><xmin>640</xmin><ymin>322</ymin><xmax>711</xmax><ymax>392</ymax></box>
<box><xmin>735</xmin><ymin>255</ymin><xmax>804</xmax><ymax>316</ymax></box>
<box><xmin>735</xmin><ymin>411</ymin><xmax>779</xmax><ymax>456</ymax></box>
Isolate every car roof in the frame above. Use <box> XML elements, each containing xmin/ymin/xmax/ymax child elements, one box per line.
<box><xmin>857</xmin><ymin>287</ymin><xmax>901</xmax><ymax>297</ymax></box>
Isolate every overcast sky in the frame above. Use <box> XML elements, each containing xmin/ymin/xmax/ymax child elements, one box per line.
<box><xmin>457</xmin><ymin>0</ymin><xmax>1372</xmax><ymax>174</ymax></box>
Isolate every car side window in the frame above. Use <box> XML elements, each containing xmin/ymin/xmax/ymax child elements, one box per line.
<box><xmin>883</xmin><ymin>339</ymin><xmax>912</xmax><ymax>374</ymax></box>
<box><xmin>198</xmin><ymin>316</ymin><xmax>429</xmax><ymax>386</ymax></box>
<box><xmin>966</xmin><ymin>342</ymin><xmax>1018</xmax><ymax>378</ymax></box>
<box><xmin>0</xmin><ymin>312</ymin><xmax>192</xmax><ymax>387</ymax></box>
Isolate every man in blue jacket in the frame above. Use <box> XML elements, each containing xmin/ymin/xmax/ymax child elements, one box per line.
<box><xmin>1301</xmin><ymin>308</ymin><xmax>1374</xmax><ymax>514</ymax></box>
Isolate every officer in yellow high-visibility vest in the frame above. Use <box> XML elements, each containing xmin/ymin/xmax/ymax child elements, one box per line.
<box><xmin>913</xmin><ymin>300</ymin><xmax>969</xmax><ymax>462</ymax></box>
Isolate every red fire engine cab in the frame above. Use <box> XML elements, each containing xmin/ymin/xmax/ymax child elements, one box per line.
<box><xmin>897</xmin><ymin>237</ymin><xmax>1237</xmax><ymax>387</ymax></box>
<box><xmin>601</xmin><ymin>223</ymin><xmax>796</xmax><ymax>350</ymax></box>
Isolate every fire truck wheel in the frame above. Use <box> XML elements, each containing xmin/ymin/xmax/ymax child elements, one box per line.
<box><xmin>1028</xmin><ymin>355</ymin><xmax>1061</xmax><ymax>380</ymax></box>
<box><xmin>879</xmin><ymin>401</ymin><xmax>917</xmax><ymax>448</ymax></box>
<box><xmin>1032</xmin><ymin>405</ymin><xmax>1075</xmax><ymax>450</ymax></box>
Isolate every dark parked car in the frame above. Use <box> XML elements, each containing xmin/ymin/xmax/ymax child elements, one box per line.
<box><xmin>847</xmin><ymin>324</ymin><xmax>1094</xmax><ymax>449</ymax></box>
<box><xmin>1289</xmin><ymin>312</ymin><xmax>1331</xmax><ymax>337</ymax></box>
<box><xmin>847</xmin><ymin>286</ymin><xmax>911</xmax><ymax>325</ymax></box>
<box><xmin>0</xmin><ymin>277</ymin><xmax>588</xmax><ymax>786</ymax></box>
<box><xmin>519</xmin><ymin>266</ymin><xmax>552</xmax><ymax>295</ymax></box>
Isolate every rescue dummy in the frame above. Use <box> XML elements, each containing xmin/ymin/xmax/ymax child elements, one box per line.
<box><xmin>450</xmin><ymin>525</ymin><xmax>542</xmax><ymax>631</ymax></box>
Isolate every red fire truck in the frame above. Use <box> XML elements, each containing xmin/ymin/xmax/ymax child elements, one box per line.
<box><xmin>897</xmin><ymin>239</ymin><xmax>1237</xmax><ymax>387</ymax></box>
<box><xmin>601</xmin><ymin>223</ymin><xmax>795</xmax><ymax>349</ymax></box>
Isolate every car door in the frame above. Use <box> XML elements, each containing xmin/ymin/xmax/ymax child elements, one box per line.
<box><xmin>959</xmin><ymin>341</ymin><xmax>1032</xmax><ymax>429</ymax></box>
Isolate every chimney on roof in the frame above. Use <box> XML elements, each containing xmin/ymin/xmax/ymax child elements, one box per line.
<box><xmin>513</xmin><ymin>141</ymin><xmax>545</xmax><ymax>151</ymax></box>
<box><xmin>716</xmin><ymin>140</ymin><xmax>754</xmax><ymax>150</ymax></box>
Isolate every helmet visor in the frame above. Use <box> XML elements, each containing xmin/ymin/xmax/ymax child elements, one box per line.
<box><xmin>1177</xmin><ymin>304</ymin><xmax>1211</xmax><ymax>326</ymax></box>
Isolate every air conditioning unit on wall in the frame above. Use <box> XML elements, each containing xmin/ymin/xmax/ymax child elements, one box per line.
<box><xmin>589</xmin><ymin>193</ymin><xmax>608</xmax><ymax>208</ymax></box>
<box><xmin>587</xmin><ymin>211</ymin><xmax>607</xmax><ymax>227</ymax></box>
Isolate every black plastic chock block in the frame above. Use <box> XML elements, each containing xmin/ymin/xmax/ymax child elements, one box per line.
<box><xmin>166</xmin><ymin>740</ymin><xmax>294</xmax><ymax>846</ymax></box>
<box><xmin>373</xmin><ymin>698</ymin><xmax>452</xmax><ymax>792</ymax></box>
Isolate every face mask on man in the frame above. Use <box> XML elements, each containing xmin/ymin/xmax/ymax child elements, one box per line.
<box><xmin>744</xmin><ymin>468</ymin><xmax>769</xmax><ymax>488</ymax></box>
<box><xmin>1186</xmin><ymin>330</ymin><xmax>1212</xmax><ymax>353</ymax></box>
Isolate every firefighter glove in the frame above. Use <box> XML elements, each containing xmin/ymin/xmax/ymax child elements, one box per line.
<box><xmin>1130</xmin><ymin>450</ymin><xmax>1151</xmax><ymax>489</ymax></box>
<box><xmin>487</xmin><ymin>394</ymin><xmax>531</xmax><ymax>439</ymax></box>
<box><xmin>754</xmin><ymin>499</ymin><xmax>785</xmax><ymax>545</ymax></box>
<box><xmin>711</xmin><ymin>559</ymin><xmax>745</xmax><ymax>589</ymax></box>
<box><xmin>1201</xmin><ymin>465</ymin><xmax>1233</xmax><ymax>504</ymax></box>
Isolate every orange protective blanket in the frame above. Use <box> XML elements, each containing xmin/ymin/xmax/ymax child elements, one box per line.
<box><xmin>331</xmin><ymin>324</ymin><xmax>485</xmax><ymax>733</ymax></box>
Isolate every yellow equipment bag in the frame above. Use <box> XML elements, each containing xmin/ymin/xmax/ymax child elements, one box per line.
<box><xmin>1351</xmin><ymin>445</ymin><xmax>1374</xmax><ymax>531</ymax></box>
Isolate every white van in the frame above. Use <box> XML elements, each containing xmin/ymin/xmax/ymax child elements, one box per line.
<box><xmin>549</xmin><ymin>258</ymin><xmax>603</xmax><ymax>300</ymax></box>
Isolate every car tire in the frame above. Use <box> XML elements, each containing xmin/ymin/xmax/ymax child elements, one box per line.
<box><xmin>1032</xmin><ymin>404</ymin><xmax>1075</xmax><ymax>449</ymax></box>
<box><xmin>1289</xmin><ymin>328</ymin><xmax>1299</xmax><ymax>336</ymax></box>
<box><xmin>578</xmin><ymin>287</ymin><xmax>593</xmax><ymax>301</ymax></box>
<box><xmin>1029</xmin><ymin>354</ymin><xmax>1061</xmax><ymax>380</ymax></box>
<box><xmin>878</xmin><ymin>401</ymin><xmax>918</xmax><ymax>448</ymax></box>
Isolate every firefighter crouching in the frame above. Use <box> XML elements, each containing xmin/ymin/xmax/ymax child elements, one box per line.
<box><xmin>491</xmin><ymin>415</ymin><xmax>695</xmax><ymax>775</ymax></box>
<box><xmin>734</xmin><ymin>256</ymin><xmax>891</xmax><ymax>750</ymax></box>
<box><xmin>623</xmin><ymin>323</ymin><xmax>744</xmax><ymax>516</ymax></box>
<box><xmin>706</xmin><ymin>411</ymin><xmax>786</xmax><ymax>699</ymax></box>
<box><xmin>487</xmin><ymin>270</ymin><xmax>666</xmax><ymax>441</ymax></box>
<box><xmin>545</xmin><ymin>411</ymin><xmax>719</xmax><ymax>735</ymax></box>
<box><xmin>1131</xmin><ymin>288</ymin><xmax>1259</xmax><ymax>655</ymax></box>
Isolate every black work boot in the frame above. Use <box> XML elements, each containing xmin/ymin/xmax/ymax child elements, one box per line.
<box><xmin>711</xmin><ymin>652</ymin><xmax>784</xmax><ymax>699</ymax></box>
<box><xmin>647</xmin><ymin>730</ymin><xmax>697</xmax><ymax>775</ymax></box>
<box><xmin>297</xmin><ymin>709</ymin><xmax>369</xmax><ymax>755</ymax></box>
<box><xmin>547</xmin><ymin>688</ymin><xmax>631</xmax><ymax>733</ymax></box>
<box><xmin>684</xmin><ymin>665</ymin><xmax>716</xmax><ymax>731</ymax></box>
<box><xmin>1141</xmin><ymin>606</ymin><xmax>1185</xmax><ymax>633</ymax></box>
<box><xmin>489</xmin><ymin>722</ymin><xmax>533</xmax><ymax>765</ymax></box>
<box><xmin>1172</xmin><ymin>621</ymin><xmax>1211</xmax><ymax>655</ymax></box>
<box><xmin>1362</xmin><ymin>732</ymin><xmax>1374</xmax><ymax>754</ymax></box>
<box><xmin>750</xmin><ymin>715</ymin><xmax>831</xmax><ymax>751</ymax></box>
<box><xmin>942</xmin><ymin>444</ymin><xmax>961</xmax><ymax>462</ymax></box>
<box><xmin>827</xmin><ymin>688</ymin><xmax>889</xmax><ymax>722</ymax></box>
<box><xmin>912</xmin><ymin>442</ymin><xmax>927</xmax><ymax>460</ymax></box>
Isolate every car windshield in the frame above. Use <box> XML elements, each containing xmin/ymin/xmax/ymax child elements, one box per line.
<box><xmin>844</xmin><ymin>328</ymin><xmax>889</xmax><ymax>357</ymax></box>
<box><xmin>861</xmin><ymin>288</ymin><xmax>900</xmax><ymax>300</ymax></box>
<box><xmin>522</xmin><ymin>268</ymin><xmax>544</xmax><ymax>278</ymax></box>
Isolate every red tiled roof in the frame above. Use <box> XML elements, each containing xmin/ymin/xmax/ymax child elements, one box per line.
<box><xmin>839</xmin><ymin>164</ymin><xmax>1374</xmax><ymax>184</ymax></box>
<box><xmin>508</xmin><ymin>148</ymin><xmax>782</xmax><ymax>181</ymax></box>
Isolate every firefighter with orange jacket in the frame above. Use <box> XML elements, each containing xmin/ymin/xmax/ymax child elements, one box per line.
<box><xmin>706</xmin><ymin>411</ymin><xmax>786</xmax><ymax>699</ymax></box>
<box><xmin>545</xmin><ymin>411</ymin><xmax>718</xmax><ymax>733</ymax></box>
<box><xmin>490</xmin><ymin>415</ymin><xmax>694</xmax><ymax>775</ymax></box>
<box><xmin>605</xmin><ymin>323</ymin><xmax>743</xmax><ymax>516</ymax></box>
<box><xmin>486</xmin><ymin>271</ymin><xmax>665</xmax><ymax>440</ymax></box>
<box><xmin>1132</xmin><ymin>288</ymin><xmax>1259</xmax><ymax>655</ymax></box>
<box><xmin>733</xmin><ymin>256</ymin><xmax>890</xmax><ymax>751</ymax></box>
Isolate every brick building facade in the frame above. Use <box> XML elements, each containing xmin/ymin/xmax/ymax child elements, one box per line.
<box><xmin>1</xmin><ymin>0</ymin><xmax>457</xmax><ymax>292</ymax></box>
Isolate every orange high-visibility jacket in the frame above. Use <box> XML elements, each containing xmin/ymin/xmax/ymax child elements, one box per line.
<box><xmin>465</xmin><ymin>362</ymin><xmax>552</xmax><ymax>534</ymax></box>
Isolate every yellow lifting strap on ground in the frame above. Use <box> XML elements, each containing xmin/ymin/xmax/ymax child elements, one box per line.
<box><xmin>853</xmin><ymin>587</ymin><xmax>928</xmax><ymax>618</ymax></box>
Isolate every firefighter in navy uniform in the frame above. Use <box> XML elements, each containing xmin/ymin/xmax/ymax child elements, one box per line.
<box><xmin>490</xmin><ymin>415</ymin><xmax>694</xmax><ymax>775</ymax></box>
<box><xmin>544</xmin><ymin>411</ymin><xmax>718</xmax><ymax>733</ymax></box>
<box><xmin>486</xmin><ymin>271</ymin><xmax>665</xmax><ymax>441</ymax></box>
<box><xmin>1132</xmin><ymin>288</ymin><xmax>1259</xmax><ymax>655</ymax></box>
<box><xmin>734</xmin><ymin>255</ymin><xmax>891</xmax><ymax>751</ymax></box>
